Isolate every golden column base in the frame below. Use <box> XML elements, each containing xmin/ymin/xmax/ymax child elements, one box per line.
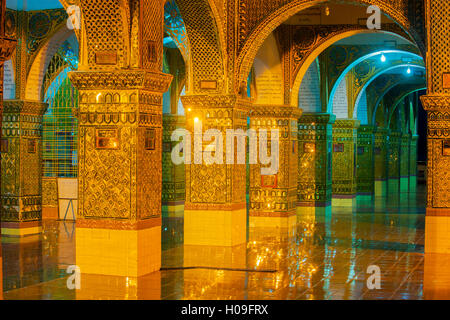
<box><xmin>1</xmin><ymin>221</ymin><xmax>42</xmax><ymax>237</ymax></box>
<box><xmin>184</xmin><ymin>203</ymin><xmax>246</xmax><ymax>247</ymax></box>
<box><xmin>76</xmin><ymin>219</ymin><xmax>162</xmax><ymax>277</ymax></box>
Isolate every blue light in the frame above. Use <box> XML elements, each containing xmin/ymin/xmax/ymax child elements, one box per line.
<box><xmin>407</xmin><ymin>67</ymin><xmax>412</xmax><ymax>74</ymax></box>
<box><xmin>380</xmin><ymin>54</ymin><xmax>386</xmax><ymax>62</ymax></box>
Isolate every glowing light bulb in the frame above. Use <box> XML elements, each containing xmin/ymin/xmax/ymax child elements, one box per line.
<box><xmin>194</xmin><ymin>117</ymin><xmax>199</xmax><ymax>123</ymax></box>
<box><xmin>407</xmin><ymin>67</ymin><xmax>411</xmax><ymax>74</ymax></box>
<box><xmin>380</xmin><ymin>54</ymin><xmax>386</xmax><ymax>62</ymax></box>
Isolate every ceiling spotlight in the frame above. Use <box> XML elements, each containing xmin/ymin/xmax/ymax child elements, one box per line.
<box><xmin>380</xmin><ymin>54</ymin><xmax>386</xmax><ymax>62</ymax></box>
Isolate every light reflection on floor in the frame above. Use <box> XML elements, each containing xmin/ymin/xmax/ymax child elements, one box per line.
<box><xmin>2</xmin><ymin>184</ymin><xmax>448</xmax><ymax>300</ymax></box>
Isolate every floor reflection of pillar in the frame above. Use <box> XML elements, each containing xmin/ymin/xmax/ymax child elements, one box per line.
<box><xmin>249</xmin><ymin>215</ymin><xmax>297</xmax><ymax>241</ymax></box>
<box><xmin>76</xmin><ymin>272</ymin><xmax>161</xmax><ymax>300</ymax></box>
<box><xmin>424</xmin><ymin>253</ymin><xmax>450</xmax><ymax>300</ymax></box>
<box><xmin>182</xmin><ymin>244</ymin><xmax>247</xmax><ymax>299</ymax></box>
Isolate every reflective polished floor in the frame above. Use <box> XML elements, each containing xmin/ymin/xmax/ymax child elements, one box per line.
<box><xmin>3</xmin><ymin>184</ymin><xmax>450</xmax><ymax>300</ymax></box>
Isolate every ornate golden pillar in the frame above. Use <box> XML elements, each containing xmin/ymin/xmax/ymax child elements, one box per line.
<box><xmin>70</xmin><ymin>70</ymin><xmax>171</xmax><ymax>277</ymax></box>
<box><xmin>182</xmin><ymin>95</ymin><xmax>249</xmax><ymax>247</ymax></box>
<box><xmin>297</xmin><ymin>113</ymin><xmax>334</xmax><ymax>211</ymax></box>
<box><xmin>68</xmin><ymin>0</ymin><xmax>172</xmax><ymax>279</ymax></box>
<box><xmin>400</xmin><ymin>133</ymin><xmax>411</xmax><ymax>192</ymax></box>
<box><xmin>374</xmin><ymin>128</ymin><xmax>388</xmax><ymax>196</ymax></box>
<box><xmin>331</xmin><ymin>119</ymin><xmax>360</xmax><ymax>206</ymax></box>
<box><xmin>418</xmin><ymin>0</ymin><xmax>450</xmax><ymax>261</ymax></box>
<box><xmin>0</xmin><ymin>0</ymin><xmax>17</xmax><ymax>298</ymax></box>
<box><xmin>1</xmin><ymin>100</ymin><xmax>46</xmax><ymax>236</ymax></box>
<box><xmin>356</xmin><ymin>125</ymin><xmax>376</xmax><ymax>195</ymax></box>
<box><xmin>387</xmin><ymin>131</ymin><xmax>401</xmax><ymax>191</ymax></box>
<box><xmin>162</xmin><ymin>114</ymin><xmax>185</xmax><ymax>218</ymax></box>
<box><xmin>249</xmin><ymin>105</ymin><xmax>301</xmax><ymax>233</ymax></box>
<box><xmin>422</xmin><ymin>0</ymin><xmax>450</xmax><ymax>254</ymax></box>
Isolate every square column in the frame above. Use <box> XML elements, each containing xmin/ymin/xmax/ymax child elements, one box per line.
<box><xmin>1</xmin><ymin>100</ymin><xmax>47</xmax><ymax>237</ymax></box>
<box><xmin>181</xmin><ymin>95</ymin><xmax>250</xmax><ymax>247</ymax></box>
<box><xmin>70</xmin><ymin>70</ymin><xmax>172</xmax><ymax>277</ymax></box>
<box><xmin>331</xmin><ymin>119</ymin><xmax>360</xmax><ymax>206</ymax></box>
<box><xmin>356</xmin><ymin>125</ymin><xmax>375</xmax><ymax>195</ymax></box>
<box><xmin>249</xmin><ymin>105</ymin><xmax>301</xmax><ymax>233</ymax></box>
<box><xmin>387</xmin><ymin>131</ymin><xmax>401</xmax><ymax>191</ymax></box>
<box><xmin>409</xmin><ymin>135</ymin><xmax>419</xmax><ymax>192</ymax></box>
<box><xmin>421</xmin><ymin>95</ymin><xmax>450</xmax><ymax>254</ymax></box>
<box><xmin>374</xmin><ymin>128</ymin><xmax>388</xmax><ymax>196</ymax></box>
<box><xmin>297</xmin><ymin>113</ymin><xmax>334</xmax><ymax>209</ymax></box>
<box><xmin>162</xmin><ymin>114</ymin><xmax>185</xmax><ymax>218</ymax></box>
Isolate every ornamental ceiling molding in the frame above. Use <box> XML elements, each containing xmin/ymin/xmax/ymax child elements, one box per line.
<box><xmin>421</xmin><ymin>95</ymin><xmax>450</xmax><ymax>111</ymax></box>
<box><xmin>298</xmin><ymin>112</ymin><xmax>336</xmax><ymax>124</ymax></box>
<box><xmin>69</xmin><ymin>71</ymin><xmax>173</xmax><ymax>92</ymax></box>
<box><xmin>333</xmin><ymin>119</ymin><xmax>361</xmax><ymax>129</ymax></box>
<box><xmin>3</xmin><ymin>100</ymin><xmax>48</xmax><ymax>115</ymax></box>
<box><xmin>181</xmin><ymin>95</ymin><xmax>252</xmax><ymax>110</ymax></box>
<box><xmin>250</xmin><ymin>105</ymin><xmax>303</xmax><ymax>118</ymax></box>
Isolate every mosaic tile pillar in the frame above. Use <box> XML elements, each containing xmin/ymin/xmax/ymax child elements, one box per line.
<box><xmin>356</xmin><ymin>125</ymin><xmax>375</xmax><ymax>195</ymax></box>
<box><xmin>42</xmin><ymin>178</ymin><xmax>58</xmax><ymax>219</ymax></box>
<box><xmin>421</xmin><ymin>96</ymin><xmax>450</xmax><ymax>254</ymax></box>
<box><xmin>331</xmin><ymin>119</ymin><xmax>360</xmax><ymax>206</ymax></box>
<box><xmin>1</xmin><ymin>100</ymin><xmax>47</xmax><ymax>237</ymax></box>
<box><xmin>69</xmin><ymin>70</ymin><xmax>172</xmax><ymax>277</ymax></box>
<box><xmin>181</xmin><ymin>95</ymin><xmax>249</xmax><ymax>247</ymax></box>
<box><xmin>297</xmin><ymin>113</ymin><xmax>334</xmax><ymax>209</ymax></box>
<box><xmin>162</xmin><ymin>114</ymin><xmax>185</xmax><ymax>219</ymax></box>
<box><xmin>374</xmin><ymin>128</ymin><xmax>388</xmax><ymax>196</ymax></box>
<box><xmin>387</xmin><ymin>131</ymin><xmax>401</xmax><ymax>192</ymax></box>
<box><xmin>400</xmin><ymin>133</ymin><xmax>411</xmax><ymax>192</ymax></box>
<box><xmin>249</xmin><ymin>105</ymin><xmax>301</xmax><ymax>232</ymax></box>
<box><xmin>409</xmin><ymin>135</ymin><xmax>418</xmax><ymax>192</ymax></box>
<box><xmin>414</xmin><ymin>0</ymin><xmax>450</xmax><ymax>255</ymax></box>
<box><xmin>0</xmin><ymin>3</ymin><xmax>17</xmax><ymax>296</ymax></box>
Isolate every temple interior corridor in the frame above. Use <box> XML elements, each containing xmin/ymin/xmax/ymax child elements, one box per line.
<box><xmin>1</xmin><ymin>0</ymin><xmax>450</xmax><ymax>302</ymax></box>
